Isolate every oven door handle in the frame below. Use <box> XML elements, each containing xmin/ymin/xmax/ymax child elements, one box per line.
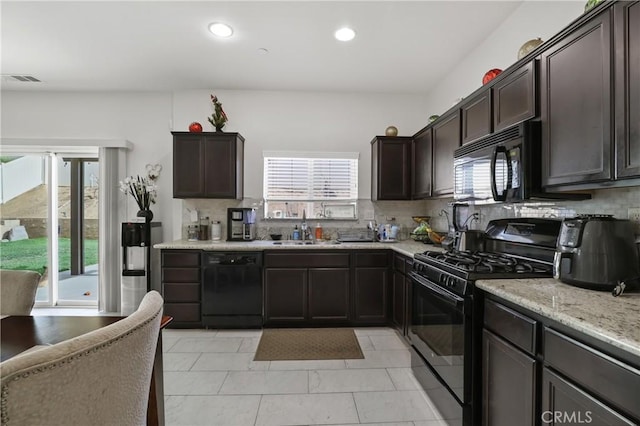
<box><xmin>409</xmin><ymin>272</ymin><xmax>465</xmax><ymax>309</ymax></box>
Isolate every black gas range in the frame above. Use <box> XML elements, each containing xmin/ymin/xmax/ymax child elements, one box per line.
<box><xmin>408</xmin><ymin>218</ymin><xmax>561</xmax><ymax>426</ymax></box>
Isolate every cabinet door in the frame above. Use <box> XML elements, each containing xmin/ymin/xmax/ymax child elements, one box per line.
<box><xmin>541</xmin><ymin>368</ymin><xmax>636</xmax><ymax>425</ymax></box>
<box><xmin>203</xmin><ymin>134</ymin><xmax>243</xmax><ymax>199</ymax></box>
<box><xmin>615</xmin><ymin>1</ymin><xmax>640</xmax><ymax>179</ymax></box>
<box><xmin>264</xmin><ymin>268</ymin><xmax>307</xmax><ymax>324</ymax></box>
<box><xmin>432</xmin><ymin>112</ymin><xmax>460</xmax><ymax>196</ymax></box>
<box><xmin>541</xmin><ymin>10</ymin><xmax>613</xmax><ymax>187</ymax></box>
<box><xmin>173</xmin><ymin>134</ymin><xmax>205</xmax><ymax>198</ymax></box>
<box><xmin>371</xmin><ymin>137</ymin><xmax>412</xmax><ymax>200</ymax></box>
<box><xmin>493</xmin><ymin>61</ymin><xmax>536</xmax><ymax>132</ymax></box>
<box><xmin>411</xmin><ymin>128</ymin><xmax>432</xmax><ymax>199</ymax></box>
<box><xmin>391</xmin><ymin>270</ymin><xmax>406</xmax><ymax>331</ymax></box>
<box><xmin>352</xmin><ymin>267</ymin><xmax>388</xmax><ymax>324</ymax></box>
<box><xmin>482</xmin><ymin>330</ymin><xmax>537</xmax><ymax>426</ymax></box>
<box><xmin>308</xmin><ymin>268</ymin><xmax>350</xmax><ymax>322</ymax></box>
<box><xmin>461</xmin><ymin>89</ymin><xmax>492</xmax><ymax>144</ymax></box>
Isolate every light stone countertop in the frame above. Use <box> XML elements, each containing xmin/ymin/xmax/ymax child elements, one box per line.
<box><xmin>154</xmin><ymin>239</ymin><xmax>440</xmax><ymax>258</ymax></box>
<box><xmin>476</xmin><ymin>278</ymin><xmax>640</xmax><ymax>359</ymax></box>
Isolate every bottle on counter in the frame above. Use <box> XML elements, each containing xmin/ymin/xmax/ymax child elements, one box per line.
<box><xmin>199</xmin><ymin>217</ymin><xmax>210</xmax><ymax>240</ymax></box>
<box><xmin>315</xmin><ymin>223</ymin><xmax>323</xmax><ymax>240</ymax></box>
<box><xmin>292</xmin><ymin>225</ymin><xmax>300</xmax><ymax>240</ymax></box>
<box><xmin>211</xmin><ymin>221</ymin><xmax>222</xmax><ymax>241</ymax></box>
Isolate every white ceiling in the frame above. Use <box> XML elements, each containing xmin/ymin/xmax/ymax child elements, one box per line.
<box><xmin>1</xmin><ymin>1</ymin><xmax>526</xmax><ymax>94</ymax></box>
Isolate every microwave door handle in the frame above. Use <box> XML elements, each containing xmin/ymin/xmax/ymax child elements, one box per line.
<box><xmin>491</xmin><ymin>146</ymin><xmax>508</xmax><ymax>202</ymax></box>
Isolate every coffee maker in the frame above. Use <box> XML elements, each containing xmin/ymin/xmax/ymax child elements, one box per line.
<box><xmin>227</xmin><ymin>208</ymin><xmax>256</xmax><ymax>241</ymax></box>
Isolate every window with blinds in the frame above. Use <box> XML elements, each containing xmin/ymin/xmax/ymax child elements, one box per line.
<box><xmin>263</xmin><ymin>151</ymin><xmax>358</xmax><ymax>220</ymax></box>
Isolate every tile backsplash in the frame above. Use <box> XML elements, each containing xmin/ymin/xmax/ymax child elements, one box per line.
<box><xmin>424</xmin><ymin>186</ymin><xmax>640</xmax><ymax>236</ymax></box>
<box><xmin>181</xmin><ymin>186</ymin><xmax>640</xmax><ymax>241</ymax></box>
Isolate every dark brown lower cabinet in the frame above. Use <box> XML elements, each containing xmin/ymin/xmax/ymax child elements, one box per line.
<box><xmin>263</xmin><ymin>268</ymin><xmax>308</xmax><ymax>323</ymax></box>
<box><xmin>161</xmin><ymin>250</ymin><xmax>202</xmax><ymax>328</ymax></box>
<box><xmin>481</xmin><ymin>295</ymin><xmax>640</xmax><ymax>426</ymax></box>
<box><xmin>391</xmin><ymin>270</ymin><xmax>405</xmax><ymax>330</ymax></box>
<box><xmin>391</xmin><ymin>253</ymin><xmax>412</xmax><ymax>335</ymax></box>
<box><xmin>482</xmin><ymin>329</ymin><xmax>536</xmax><ymax>426</ymax></box>
<box><xmin>352</xmin><ymin>251</ymin><xmax>390</xmax><ymax>325</ymax></box>
<box><xmin>263</xmin><ymin>251</ymin><xmax>351</xmax><ymax>326</ymax></box>
<box><xmin>352</xmin><ymin>267</ymin><xmax>388</xmax><ymax>324</ymax></box>
<box><xmin>308</xmin><ymin>268</ymin><xmax>350</xmax><ymax>322</ymax></box>
<box><xmin>541</xmin><ymin>368</ymin><xmax>636</xmax><ymax>426</ymax></box>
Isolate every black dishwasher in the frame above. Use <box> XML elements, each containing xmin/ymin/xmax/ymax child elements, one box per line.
<box><xmin>201</xmin><ymin>252</ymin><xmax>263</xmax><ymax>328</ymax></box>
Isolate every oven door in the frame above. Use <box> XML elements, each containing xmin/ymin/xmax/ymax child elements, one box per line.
<box><xmin>408</xmin><ymin>271</ymin><xmax>471</xmax><ymax>403</ymax></box>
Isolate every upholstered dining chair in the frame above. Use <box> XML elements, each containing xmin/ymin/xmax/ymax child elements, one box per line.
<box><xmin>0</xmin><ymin>269</ymin><xmax>41</xmax><ymax>315</ymax></box>
<box><xmin>0</xmin><ymin>290</ymin><xmax>164</xmax><ymax>426</ymax></box>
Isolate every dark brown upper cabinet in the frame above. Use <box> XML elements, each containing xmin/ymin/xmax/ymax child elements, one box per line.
<box><xmin>411</xmin><ymin>127</ymin><xmax>433</xmax><ymax>199</ymax></box>
<box><xmin>540</xmin><ymin>9</ymin><xmax>613</xmax><ymax>187</ymax></box>
<box><xmin>493</xmin><ymin>61</ymin><xmax>536</xmax><ymax>132</ymax></box>
<box><xmin>615</xmin><ymin>1</ymin><xmax>640</xmax><ymax>179</ymax></box>
<box><xmin>172</xmin><ymin>132</ymin><xmax>244</xmax><ymax>199</ymax></box>
<box><xmin>371</xmin><ymin>136</ymin><xmax>412</xmax><ymax>200</ymax></box>
<box><xmin>431</xmin><ymin>111</ymin><xmax>461</xmax><ymax>197</ymax></box>
<box><xmin>461</xmin><ymin>88</ymin><xmax>492</xmax><ymax>144</ymax></box>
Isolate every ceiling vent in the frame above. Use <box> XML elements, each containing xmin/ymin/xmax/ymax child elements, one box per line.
<box><xmin>1</xmin><ymin>75</ymin><xmax>41</xmax><ymax>82</ymax></box>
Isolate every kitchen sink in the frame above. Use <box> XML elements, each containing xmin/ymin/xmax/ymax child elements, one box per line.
<box><xmin>271</xmin><ymin>240</ymin><xmax>341</xmax><ymax>246</ymax></box>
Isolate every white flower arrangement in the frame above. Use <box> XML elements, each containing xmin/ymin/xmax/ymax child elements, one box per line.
<box><xmin>119</xmin><ymin>164</ymin><xmax>162</xmax><ymax>211</ymax></box>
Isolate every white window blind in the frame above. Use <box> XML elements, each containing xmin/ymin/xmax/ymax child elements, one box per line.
<box><xmin>263</xmin><ymin>154</ymin><xmax>358</xmax><ymax>201</ymax></box>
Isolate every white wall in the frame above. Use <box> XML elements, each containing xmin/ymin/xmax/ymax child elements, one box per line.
<box><xmin>1</xmin><ymin>91</ymin><xmax>174</xmax><ymax>239</ymax></box>
<box><xmin>173</xmin><ymin>89</ymin><xmax>431</xmax><ymax>199</ymax></box>
<box><xmin>423</xmin><ymin>1</ymin><xmax>585</xmax><ymax>117</ymax></box>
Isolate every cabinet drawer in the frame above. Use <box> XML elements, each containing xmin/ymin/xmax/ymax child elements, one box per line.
<box><xmin>162</xmin><ymin>267</ymin><xmax>200</xmax><ymax>283</ymax></box>
<box><xmin>264</xmin><ymin>252</ymin><xmax>349</xmax><ymax>268</ymax></box>
<box><xmin>544</xmin><ymin>328</ymin><xmax>640</xmax><ymax>420</ymax></box>
<box><xmin>163</xmin><ymin>283</ymin><xmax>201</xmax><ymax>302</ymax></box>
<box><xmin>484</xmin><ymin>299</ymin><xmax>537</xmax><ymax>354</ymax></box>
<box><xmin>163</xmin><ymin>303</ymin><xmax>201</xmax><ymax>323</ymax></box>
<box><xmin>354</xmin><ymin>252</ymin><xmax>389</xmax><ymax>268</ymax></box>
<box><xmin>162</xmin><ymin>251</ymin><xmax>200</xmax><ymax>267</ymax></box>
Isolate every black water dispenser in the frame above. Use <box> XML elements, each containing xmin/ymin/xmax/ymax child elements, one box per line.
<box><xmin>121</xmin><ymin>221</ymin><xmax>162</xmax><ymax>315</ymax></box>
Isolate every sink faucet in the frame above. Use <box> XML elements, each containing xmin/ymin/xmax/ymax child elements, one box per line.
<box><xmin>301</xmin><ymin>209</ymin><xmax>312</xmax><ymax>241</ymax></box>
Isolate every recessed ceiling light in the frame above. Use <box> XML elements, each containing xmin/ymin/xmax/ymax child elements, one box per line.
<box><xmin>334</xmin><ymin>27</ymin><xmax>356</xmax><ymax>42</ymax></box>
<box><xmin>208</xmin><ymin>22</ymin><xmax>233</xmax><ymax>38</ymax></box>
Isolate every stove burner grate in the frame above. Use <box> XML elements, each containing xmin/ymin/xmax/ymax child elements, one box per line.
<box><xmin>418</xmin><ymin>250</ymin><xmax>552</xmax><ymax>275</ymax></box>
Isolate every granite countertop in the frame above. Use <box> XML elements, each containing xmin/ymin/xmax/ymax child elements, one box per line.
<box><xmin>154</xmin><ymin>239</ymin><xmax>440</xmax><ymax>258</ymax></box>
<box><xmin>476</xmin><ymin>278</ymin><xmax>640</xmax><ymax>359</ymax></box>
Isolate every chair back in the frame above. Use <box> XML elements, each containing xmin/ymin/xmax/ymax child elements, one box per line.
<box><xmin>0</xmin><ymin>290</ymin><xmax>164</xmax><ymax>426</ymax></box>
<box><xmin>0</xmin><ymin>269</ymin><xmax>41</xmax><ymax>315</ymax></box>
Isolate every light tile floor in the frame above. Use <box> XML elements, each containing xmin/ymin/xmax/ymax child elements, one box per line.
<box><xmin>162</xmin><ymin>327</ymin><xmax>449</xmax><ymax>426</ymax></box>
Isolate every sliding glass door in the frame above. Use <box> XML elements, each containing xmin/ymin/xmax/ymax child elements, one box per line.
<box><xmin>0</xmin><ymin>153</ymin><xmax>99</xmax><ymax>307</ymax></box>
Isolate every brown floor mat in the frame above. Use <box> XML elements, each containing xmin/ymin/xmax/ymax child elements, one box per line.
<box><xmin>253</xmin><ymin>328</ymin><xmax>364</xmax><ymax>361</ymax></box>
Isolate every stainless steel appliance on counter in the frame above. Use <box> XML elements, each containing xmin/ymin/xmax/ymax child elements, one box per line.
<box><xmin>227</xmin><ymin>208</ymin><xmax>256</xmax><ymax>241</ymax></box>
<box><xmin>453</xmin><ymin>121</ymin><xmax>589</xmax><ymax>204</ymax></box>
<box><xmin>409</xmin><ymin>218</ymin><xmax>562</xmax><ymax>426</ymax></box>
<box><xmin>554</xmin><ymin>214</ymin><xmax>640</xmax><ymax>292</ymax></box>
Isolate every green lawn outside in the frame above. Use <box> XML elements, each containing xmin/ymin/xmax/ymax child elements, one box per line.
<box><xmin>0</xmin><ymin>238</ymin><xmax>98</xmax><ymax>275</ymax></box>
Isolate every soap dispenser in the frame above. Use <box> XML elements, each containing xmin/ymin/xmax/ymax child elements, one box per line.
<box><xmin>292</xmin><ymin>225</ymin><xmax>300</xmax><ymax>240</ymax></box>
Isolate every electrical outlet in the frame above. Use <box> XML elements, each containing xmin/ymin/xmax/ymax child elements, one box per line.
<box><xmin>628</xmin><ymin>207</ymin><xmax>640</xmax><ymax>233</ymax></box>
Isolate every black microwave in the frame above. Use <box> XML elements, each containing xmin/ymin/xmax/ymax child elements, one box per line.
<box><xmin>453</xmin><ymin>121</ymin><xmax>588</xmax><ymax>204</ymax></box>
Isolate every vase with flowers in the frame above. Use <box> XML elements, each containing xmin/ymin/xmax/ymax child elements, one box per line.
<box><xmin>119</xmin><ymin>164</ymin><xmax>162</xmax><ymax>221</ymax></box>
<box><xmin>207</xmin><ymin>94</ymin><xmax>228</xmax><ymax>132</ymax></box>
